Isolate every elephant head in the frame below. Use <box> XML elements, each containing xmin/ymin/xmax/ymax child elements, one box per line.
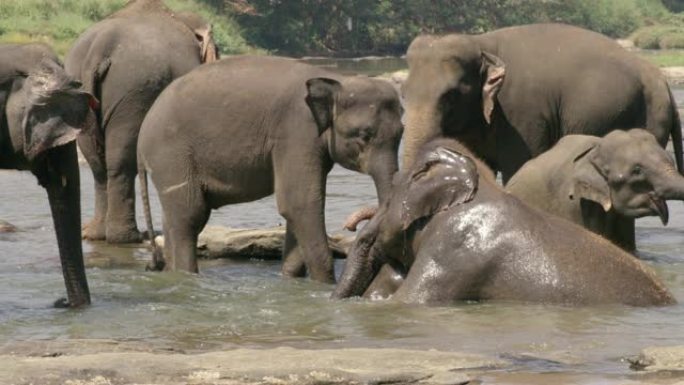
<box><xmin>570</xmin><ymin>129</ymin><xmax>684</xmax><ymax>224</ymax></box>
<box><xmin>333</xmin><ymin>140</ymin><xmax>480</xmax><ymax>298</ymax></box>
<box><xmin>3</xmin><ymin>58</ymin><xmax>95</xmax><ymax>307</ymax></box>
<box><xmin>305</xmin><ymin>77</ymin><xmax>403</xmax><ymax>205</ymax></box>
<box><xmin>112</xmin><ymin>0</ymin><xmax>219</xmax><ymax>63</ymax></box>
<box><xmin>174</xmin><ymin>11</ymin><xmax>220</xmax><ymax>63</ymax></box>
<box><xmin>402</xmin><ymin>35</ymin><xmax>505</xmax><ymax>166</ymax></box>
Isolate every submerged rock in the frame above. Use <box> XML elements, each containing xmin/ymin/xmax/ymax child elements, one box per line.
<box><xmin>0</xmin><ymin>220</ymin><xmax>17</xmax><ymax>233</ymax></box>
<box><xmin>629</xmin><ymin>345</ymin><xmax>684</xmax><ymax>371</ymax></box>
<box><xmin>154</xmin><ymin>225</ymin><xmax>354</xmax><ymax>260</ymax></box>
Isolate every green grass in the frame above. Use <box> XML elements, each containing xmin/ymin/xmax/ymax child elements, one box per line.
<box><xmin>0</xmin><ymin>0</ymin><xmax>258</xmax><ymax>57</ymax></box>
<box><xmin>638</xmin><ymin>49</ymin><xmax>684</xmax><ymax>66</ymax></box>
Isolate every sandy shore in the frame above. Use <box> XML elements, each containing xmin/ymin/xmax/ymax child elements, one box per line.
<box><xmin>2</xmin><ymin>340</ymin><xmax>684</xmax><ymax>385</ymax></box>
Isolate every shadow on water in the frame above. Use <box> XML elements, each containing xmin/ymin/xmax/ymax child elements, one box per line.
<box><xmin>1</xmin><ymin>58</ymin><xmax>684</xmax><ymax>377</ymax></box>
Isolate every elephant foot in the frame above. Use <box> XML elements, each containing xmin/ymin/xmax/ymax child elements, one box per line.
<box><xmin>282</xmin><ymin>259</ymin><xmax>307</xmax><ymax>278</ymax></box>
<box><xmin>145</xmin><ymin>248</ymin><xmax>166</xmax><ymax>272</ymax></box>
<box><xmin>106</xmin><ymin>227</ymin><xmax>143</xmax><ymax>244</ymax></box>
<box><xmin>82</xmin><ymin>219</ymin><xmax>106</xmax><ymax>241</ymax></box>
<box><xmin>53</xmin><ymin>297</ymin><xmax>90</xmax><ymax>308</ymax></box>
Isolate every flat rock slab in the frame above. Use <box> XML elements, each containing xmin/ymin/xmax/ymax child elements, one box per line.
<box><xmin>155</xmin><ymin>226</ymin><xmax>354</xmax><ymax>260</ymax></box>
<box><xmin>0</xmin><ymin>347</ymin><xmax>506</xmax><ymax>385</ymax></box>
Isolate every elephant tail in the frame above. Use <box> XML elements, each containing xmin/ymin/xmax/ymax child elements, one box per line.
<box><xmin>138</xmin><ymin>164</ymin><xmax>165</xmax><ymax>271</ymax></box>
<box><xmin>668</xmin><ymin>87</ymin><xmax>684</xmax><ymax>175</ymax></box>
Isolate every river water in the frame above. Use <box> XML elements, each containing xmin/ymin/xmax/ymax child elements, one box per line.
<box><xmin>1</xmin><ymin>58</ymin><xmax>683</xmax><ymax>376</ymax></box>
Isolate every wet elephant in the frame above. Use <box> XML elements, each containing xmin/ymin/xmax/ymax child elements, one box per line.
<box><xmin>0</xmin><ymin>44</ymin><xmax>96</xmax><ymax>307</ymax></box>
<box><xmin>65</xmin><ymin>0</ymin><xmax>219</xmax><ymax>244</ymax></box>
<box><xmin>333</xmin><ymin>138</ymin><xmax>674</xmax><ymax>306</ymax></box>
<box><xmin>138</xmin><ymin>56</ymin><xmax>403</xmax><ymax>282</ymax></box>
<box><xmin>506</xmin><ymin>129</ymin><xmax>684</xmax><ymax>251</ymax></box>
<box><xmin>401</xmin><ymin>23</ymin><xmax>683</xmax><ymax>183</ymax></box>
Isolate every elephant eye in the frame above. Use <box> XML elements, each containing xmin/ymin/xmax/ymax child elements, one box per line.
<box><xmin>631</xmin><ymin>165</ymin><xmax>642</xmax><ymax>176</ymax></box>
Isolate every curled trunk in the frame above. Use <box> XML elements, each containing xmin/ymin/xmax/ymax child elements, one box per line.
<box><xmin>344</xmin><ymin>206</ymin><xmax>378</xmax><ymax>231</ymax></box>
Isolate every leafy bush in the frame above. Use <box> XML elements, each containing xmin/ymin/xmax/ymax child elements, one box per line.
<box><xmin>633</xmin><ymin>24</ymin><xmax>684</xmax><ymax>49</ymax></box>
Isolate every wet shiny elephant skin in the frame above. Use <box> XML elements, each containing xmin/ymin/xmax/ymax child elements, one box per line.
<box><xmin>333</xmin><ymin>138</ymin><xmax>675</xmax><ymax>306</ymax></box>
<box><xmin>0</xmin><ymin>43</ymin><xmax>95</xmax><ymax>307</ymax></box>
<box><xmin>401</xmin><ymin>23</ymin><xmax>683</xmax><ymax>183</ymax></box>
<box><xmin>506</xmin><ymin>129</ymin><xmax>684</xmax><ymax>251</ymax></box>
<box><xmin>138</xmin><ymin>56</ymin><xmax>403</xmax><ymax>282</ymax></box>
<box><xmin>65</xmin><ymin>0</ymin><xmax>219</xmax><ymax>244</ymax></box>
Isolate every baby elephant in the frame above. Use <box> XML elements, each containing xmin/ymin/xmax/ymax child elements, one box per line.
<box><xmin>138</xmin><ymin>56</ymin><xmax>403</xmax><ymax>283</ymax></box>
<box><xmin>333</xmin><ymin>138</ymin><xmax>674</xmax><ymax>306</ymax></box>
<box><xmin>506</xmin><ymin>129</ymin><xmax>684</xmax><ymax>251</ymax></box>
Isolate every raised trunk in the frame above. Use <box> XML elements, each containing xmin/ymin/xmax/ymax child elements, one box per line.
<box><xmin>402</xmin><ymin>106</ymin><xmax>440</xmax><ymax>168</ymax></box>
<box><xmin>332</xmin><ymin>214</ymin><xmax>384</xmax><ymax>299</ymax></box>
<box><xmin>44</xmin><ymin>142</ymin><xmax>91</xmax><ymax>307</ymax></box>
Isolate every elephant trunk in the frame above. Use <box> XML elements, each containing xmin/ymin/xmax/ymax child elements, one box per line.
<box><xmin>402</xmin><ymin>105</ymin><xmax>440</xmax><ymax>168</ymax></box>
<box><xmin>368</xmin><ymin>148</ymin><xmax>398</xmax><ymax>207</ymax></box>
<box><xmin>43</xmin><ymin>142</ymin><xmax>91</xmax><ymax>307</ymax></box>
<box><xmin>658</xmin><ymin>167</ymin><xmax>684</xmax><ymax>200</ymax></box>
<box><xmin>332</xmin><ymin>213</ymin><xmax>385</xmax><ymax>299</ymax></box>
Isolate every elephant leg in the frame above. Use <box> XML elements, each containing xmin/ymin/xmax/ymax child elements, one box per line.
<box><xmin>363</xmin><ymin>263</ymin><xmax>404</xmax><ymax>299</ymax></box>
<box><xmin>282</xmin><ymin>223</ymin><xmax>306</xmax><ymax>277</ymax></box>
<box><xmin>159</xmin><ymin>185</ymin><xmax>209</xmax><ymax>273</ymax></box>
<box><xmin>275</xmin><ymin>164</ymin><xmax>334</xmax><ymax>282</ymax></box>
<box><xmin>611</xmin><ymin>217</ymin><xmax>636</xmax><ymax>252</ymax></box>
<box><xmin>104</xmin><ymin>117</ymin><xmax>142</xmax><ymax>244</ymax></box>
<box><xmin>77</xmin><ymin>134</ymin><xmax>107</xmax><ymax>241</ymax></box>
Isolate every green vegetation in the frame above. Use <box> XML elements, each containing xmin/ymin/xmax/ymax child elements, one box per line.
<box><xmin>1</xmin><ymin>0</ymin><xmax>684</xmax><ymax>58</ymax></box>
<box><xmin>236</xmin><ymin>0</ymin><xmax>683</xmax><ymax>56</ymax></box>
<box><xmin>0</xmin><ymin>0</ymin><xmax>255</xmax><ymax>57</ymax></box>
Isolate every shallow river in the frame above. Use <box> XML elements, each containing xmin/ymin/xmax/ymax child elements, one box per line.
<box><xmin>1</xmin><ymin>58</ymin><xmax>684</xmax><ymax>376</ymax></box>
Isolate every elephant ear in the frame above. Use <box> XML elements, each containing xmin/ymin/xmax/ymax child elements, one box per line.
<box><xmin>196</xmin><ymin>25</ymin><xmax>219</xmax><ymax>63</ymax></box>
<box><xmin>480</xmin><ymin>51</ymin><xmax>505</xmax><ymax>125</ymax></box>
<box><xmin>569</xmin><ymin>145</ymin><xmax>612</xmax><ymax>212</ymax></box>
<box><xmin>401</xmin><ymin>147</ymin><xmax>479</xmax><ymax>230</ymax></box>
<box><xmin>22</xmin><ymin>59</ymin><xmax>95</xmax><ymax>161</ymax></box>
<box><xmin>305</xmin><ymin>78</ymin><xmax>341</xmax><ymax>134</ymax></box>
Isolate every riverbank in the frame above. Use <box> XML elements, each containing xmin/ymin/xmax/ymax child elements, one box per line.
<box><xmin>2</xmin><ymin>340</ymin><xmax>684</xmax><ymax>385</ymax></box>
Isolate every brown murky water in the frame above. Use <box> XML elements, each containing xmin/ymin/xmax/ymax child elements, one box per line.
<box><xmin>0</xmin><ymin>58</ymin><xmax>683</xmax><ymax>377</ymax></box>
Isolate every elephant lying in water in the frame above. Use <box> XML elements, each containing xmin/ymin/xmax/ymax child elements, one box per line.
<box><xmin>506</xmin><ymin>129</ymin><xmax>684</xmax><ymax>251</ymax></box>
<box><xmin>1</xmin><ymin>44</ymin><xmax>96</xmax><ymax>307</ymax></box>
<box><xmin>138</xmin><ymin>56</ymin><xmax>403</xmax><ymax>282</ymax></box>
<box><xmin>333</xmin><ymin>138</ymin><xmax>674</xmax><ymax>306</ymax></box>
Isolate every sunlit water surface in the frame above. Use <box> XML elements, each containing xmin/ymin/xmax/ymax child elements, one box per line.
<box><xmin>0</xmin><ymin>58</ymin><xmax>683</xmax><ymax>376</ymax></box>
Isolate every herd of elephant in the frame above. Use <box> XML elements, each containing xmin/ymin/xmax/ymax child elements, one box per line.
<box><xmin>2</xmin><ymin>0</ymin><xmax>683</xmax><ymax>309</ymax></box>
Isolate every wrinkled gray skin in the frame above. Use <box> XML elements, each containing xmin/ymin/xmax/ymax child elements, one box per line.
<box><xmin>506</xmin><ymin>129</ymin><xmax>684</xmax><ymax>251</ymax></box>
<box><xmin>65</xmin><ymin>0</ymin><xmax>219</xmax><ymax>244</ymax></box>
<box><xmin>0</xmin><ymin>44</ymin><xmax>95</xmax><ymax>307</ymax></box>
<box><xmin>333</xmin><ymin>138</ymin><xmax>675</xmax><ymax>306</ymax></box>
<box><xmin>138</xmin><ymin>56</ymin><xmax>403</xmax><ymax>282</ymax></box>
<box><xmin>402</xmin><ymin>23</ymin><xmax>683</xmax><ymax>183</ymax></box>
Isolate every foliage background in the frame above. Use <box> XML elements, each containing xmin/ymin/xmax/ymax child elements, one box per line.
<box><xmin>0</xmin><ymin>0</ymin><xmax>683</xmax><ymax>57</ymax></box>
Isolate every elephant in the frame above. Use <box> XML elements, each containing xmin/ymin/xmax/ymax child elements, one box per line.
<box><xmin>0</xmin><ymin>43</ymin><xmax>96</xmax><ymax>307</ymax></box>
<box><xmin>137</xmin><ymin>56</ymin><xmax>403</xmax><ymax>282</ymax></box>
<box><xmin>332</xmin><ymin>137</ymin><xmax>675</xmax><ymax>306</ymax></box>
<box><xmin>65</xmin><ymin>0</ymin><xmax>219</xmax><ymax>244</ymax></box>
<box><xmin>401</xmin><ymin>23</ymin><xmax>683</xmax><ymax>183</ymax></box>
<box><xmin>506</xmin><ymin>129</ymin><xmax>684</xmax><ymax>251</ymax></box>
